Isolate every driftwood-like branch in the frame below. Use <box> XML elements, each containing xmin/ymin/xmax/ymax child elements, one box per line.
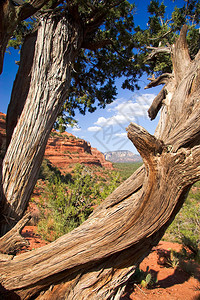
<box><xmin>171</xmin><ymin>25</ymin><xmax>191</xmax><ymax>83</ymax></box>
<box><xmin>146</xmin><ymin>46</ymin><xmax>171</xmax><ymax>60</ymax></box>
<box><xmin>145</xmin><ymin>73</ymin><xmax>173</xmax><ymax>122</ymax></box>
<box><xmin>127</xmin><ymin>123</ymin><xmax>164</xmax><ymax>160</ymax></box>
<box><xmin>145</xmin><ymin>73</ymin><xmax>172</xmax><ymax>89</ymax></box>
<box><xmin>0</xmin><ymin>212</ymin><xmax>31</xmax><ymax>254</ymax></box>
<box><xmin>148</xmin><ymin>87</ymin><xmax>166</xmax><ymax>120</ymax></box>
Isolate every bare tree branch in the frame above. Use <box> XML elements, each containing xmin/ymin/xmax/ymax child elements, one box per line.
<box><xmin>127</xmin><ymin>123</ymin><xmax>164</xmax><ymax>161</ymax></box>
<box><xmin>171</xmin><ymin>24</ymin><xmax>191</xmax><ymax>83</ymax></box>
<box><xmin>145</xmin><ymin>73</ymin><xmax>173</xmax><ymax>89</ymax></box>
<box><xmin>148</xmin><ymin>87</ymin><xmax>166</xmax><ymax>120</ymax></box>
<box><xmin>146</xmin><ymin>46</ymin><xmax>171</xmax><ymax>60</ymax></box>
<box><xmin>148</xmin><ymin>29</ymin><xmax>172</xmax><ymax>41</ymax></box>
<box><xmin>0</xmin><ymin>213</ymin><xmax>31</xmax><ymax>255</ymax></box>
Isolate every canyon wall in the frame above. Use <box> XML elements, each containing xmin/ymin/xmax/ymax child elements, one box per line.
<box><xmin>0</xmin><ymin>113</ymin><xmax>113</xmax><ymax>172</ymax></box>
<box><xmin>45</xmin><ymin>131</ymin><xmax>113</xmax><ymax>173</ymax></box>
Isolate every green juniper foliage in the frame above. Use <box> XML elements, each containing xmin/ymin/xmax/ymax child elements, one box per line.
<box><xmin>37</xmin><ymin>162</ymin><xmax>121</xmax><ymax>241</ymax></box>
<box><xmin>7</xmin><ymin>1</ymin><xmax>200</xmax><ymax>131</ymax></box>
<box><xmin>128</xmin><ymin>0</ymin><xmax>200</xmax><ymax>84</ymax></box>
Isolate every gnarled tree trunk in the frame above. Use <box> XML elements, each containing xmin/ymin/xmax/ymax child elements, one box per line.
<box><xmin>0</xmin><ymin>13</ymin><xmax>83</xmax><ymax>235</ymax></box>
<box><xmin>0</xmin><ymin>25</ymin><xmax>200</xmax><ymax>300</ymax></box>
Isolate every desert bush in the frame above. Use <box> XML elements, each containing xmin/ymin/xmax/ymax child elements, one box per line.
<box><xmin>37</xmin><ymin>164</ymin><xmax>121</xmax><ymax>241</ymax></box>
<box><xmin>113</xmin><ymin>162</ymin><xmax>142</xmax><ymax>180</ymax></box>
<box><xmin>164</xmin><ymin>182</ymin><xmax>200</xmax><ymax>261</ymax></box>
<box><xmin>39</xmin><ymin>159</ymin><xmax>71</xmax><ymax>183</ymax></box>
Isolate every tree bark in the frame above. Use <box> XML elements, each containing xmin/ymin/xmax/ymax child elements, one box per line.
<box><xmin>0</xmin><ymin>0</ymin><xmax>18</xmax><ymax>74</ymax></box>
<box><xmin>0</xmin><ymin>25</ymin><xmax>200</xmax><ymax>300</ymax></box>
<box><xmin>0</xmin><ymin>13</ymin><xmax>83</xmax><ymax>234</ymax></box>
<box><xmin>0</xmin><ymin>0</ymin><xmax>50</xmax><ymax>75</ymax></box>
<box><xmin>6</xmin><ymin>32</ymin><xmax>37</xmax><ymax>148</ymax></box>
<box><xmin>0</xmin><ymin>212</ymin><xmax>31</xmax><ymax>255</ymax></box>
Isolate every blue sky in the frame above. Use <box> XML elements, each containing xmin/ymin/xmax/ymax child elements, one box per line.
<box><xmin>0</xmin><ymin>0</ymin><xmax>185</xmax><ymax>153</ymax></box>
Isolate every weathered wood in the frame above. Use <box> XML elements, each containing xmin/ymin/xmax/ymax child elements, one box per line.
<box><xmin>147</xmin><ymin>88</ymin><xmax>164</xmax><ymax>120</ymax></box>
<box><xmin>1</xmin><ymin>14</ymin><xmax>83</xmax><ymax>235</ymax></box>
<box><xmin>6</xmin><ymin>32</ymin><xmax>37</xmax><ymax>148</ymax></box>
<box><xmin>0</xmin><ymin>0</ymin><xmax>17</xmax><ymax>74</ymax></box>
<box><xmin>0</xmin><ymin>213</ymin><xmax>31</xmax><ymax>254</ymax></box>
<box><xmin>172</xmin><ymin>25</ymin><xmax>191</xmax><ymax>84</ymax></box>
<box><xmin>0</xmin><ymin>22</ymin><xmax>200</xmax><ymax>300</ymax></box>
<box><xmin>0</xmin><ymin>0</ymin><xmax>49</xmax><ymax>74</ymax></box>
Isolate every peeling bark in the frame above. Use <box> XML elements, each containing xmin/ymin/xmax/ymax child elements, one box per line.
<box><xmin>6</xmin><ymin>32</ymin><xmax>37</xmax><ymax>148</ymax></box>
<box><xmin>0</xmin><ymin>24</ymin><xmax>200</xmax><ymax>300</ymax></box>
<box><xmin>1</xmin><ymin>14</ymin><xmax>83</xmax><ymax>234</ymax></box>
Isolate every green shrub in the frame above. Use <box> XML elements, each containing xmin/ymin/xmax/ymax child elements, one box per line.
<box><xmin>37</xmin><ymin>164</ymin><xmax>121</xmax><ymax>241</ymax></box>
<box><xmin>164</xmin><ymin>182</ymin><xmax>200</xmax><ymax>261</ymax></box>
<box><xmin>113</xmin><ymin>162</ymin><xmax>142</xmax><ymax>180</ymax></box>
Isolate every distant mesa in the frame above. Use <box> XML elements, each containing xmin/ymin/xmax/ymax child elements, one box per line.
<box><xmin>104</xmin><ymin>150</ymin><xmax>142</xmax><ymax>163</ymax></box>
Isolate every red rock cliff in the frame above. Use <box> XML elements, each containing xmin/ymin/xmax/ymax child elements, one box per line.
<box><xmin>45</xmin><ymin>131</ymin><xmax>113</xmax><ymax>173</ymax></box>
<box><xmin>0</xmin><ymin>115</ymin><xmax>113</xmax><ymax>172</ymax></box>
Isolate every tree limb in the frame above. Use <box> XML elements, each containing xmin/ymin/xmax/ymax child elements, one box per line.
<box><xmin>148</xmin><ymin>87</ymin><xmax>166</xmax><ymax>120</ymax></box>
<box><xmin>17</xmin><ymin>0</ymin><xmax>51</xmax><ymax>21</ymax></box>
<box><xmin>146</xmin><ymin>46</ymin><xmax>171</xmax><ymax>60</ymax></box>
<box><xmin>127</xmin><ymin>123</ymin><xmax>164</xmax><ymax>161</ymax></box>
<box><xmin>171</xmin><ymin>24</ymin><xmax>191</xmax><ymax>83</ymax></box>
<box><xmin>145</xmin><ymin>73</ymin><xmax>172</xmax><ymax>89</ymax></box>
<box><xmin>0</xmin><ymin>212</ymin><xmax>31</xmax><ymax>254</ymax></box>
<box><xmin>148</xmin><ymin>29</ymin><xmax>172</xmax><ymax>41</ymax></box>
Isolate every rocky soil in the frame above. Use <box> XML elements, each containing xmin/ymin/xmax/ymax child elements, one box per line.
<box><xmin>20</xmin><ymin>227</ymin><xmax>200</xmax><ymax>300</ymax></box>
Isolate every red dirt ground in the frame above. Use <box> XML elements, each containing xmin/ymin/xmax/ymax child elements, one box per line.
<box><xmin>21</xmin><ymin>227</ymin><xmax>200</xmax><ymax>299</ymax></box>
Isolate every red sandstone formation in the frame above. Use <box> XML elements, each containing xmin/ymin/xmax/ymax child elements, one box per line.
<box><xmin>45</xmin><ymin>131</ymin><xmax>113</xmax><ymax>173</ymax></box>
<box><xmin>0</xmin><ymin>114</ymin><xmax>113</xmax><ymax>172</ymax></box>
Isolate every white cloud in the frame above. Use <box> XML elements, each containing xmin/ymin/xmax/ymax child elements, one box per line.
<box><xmin>95</xmin><ymin>117</ymin><xmax>107</xmax><ymax>126</ymax></box>
<box><xmin>88</xmin><ymin>126</ymin><xmax>101</xmax><ymax>132</ymax></box>
<box><xmin>95</xmin><ymin>114</ymin><xmax>133</xmax><ymax>127</ymax></box>
<box><xmin>107</xmin><ymin>97</ymin><xmax>125</xmax><ymax>112</ymax></box>
<box><xmin>116</xmin><ymin>94</ymin><xmax>156</xmax><ymax>118</ymax></box>
<box><xmin>92</xmin><ymin>93</ymin><xmax>156</xmax><ymax>132</ymax></box>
